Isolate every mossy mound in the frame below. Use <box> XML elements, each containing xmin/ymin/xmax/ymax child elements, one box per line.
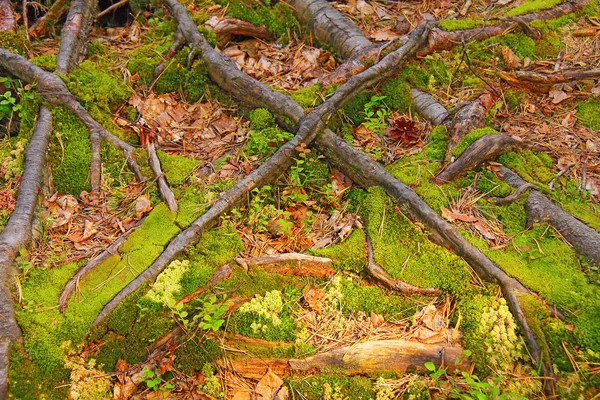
<box><xmin>505</xmin><ymin>0</ymin><xmax>564</xmax><ymax>17</ymax></box>
<box><xmin>497</xmin><ymin>150</ymin><xmax>553</xmax><ymax>187</ymax></box>
<box><xmin>0</xmin><ymin>32</ymin><xmax>29</xmax><ymax>56</ymax></box>
<box><xmin>577</xmin><ymin>99</ymin><xmax>600</xmax><ymax>131</ymax></box>
<box><xmin>222</xmin><ymin>0</ymin><xmax>298</xmax><ymax>40</ymax></box>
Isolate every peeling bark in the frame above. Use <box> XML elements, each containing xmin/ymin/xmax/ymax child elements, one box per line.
<box><xmin>500</xmin><ymin>167</ymin><xmax>600</xmax><ymax>265</ymax></box>
<box><xmin>228</xmin><ymin>339</ymin><xmax>469</xmax><ymax>378</ymax></box>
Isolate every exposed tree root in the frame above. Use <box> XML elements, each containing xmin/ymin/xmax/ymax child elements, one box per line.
<box><xmin>435</xmin><ymin>134</ymin><xmax>524</xmax><ymax>182</ymax></box>
<box><xmin>226</xmin><ymin>339</ymin><xmax>469</xmax><ymax>378</ymax></box>
<box><xmin>59</xmin><ymin>217</ymin><xmax>147</xmax><ymax>313</ymax></box>
<box><xmin>0</xmin><ymin>0</ymin><xmax>97</xmax><ymax>395</ymax></box>
<box><xmin>148</xmin><ymin>142</ymin><xmax>178</xmax><ymax>212</ymax></box>
<box><xmin>87</xmin><ymin>0</ymin><xmax>433</xmax><ymax>331</ymax></box>
<box><xmin>500</xmin><ymin>166</ymin><xmax>600</xmax><ymax>265</ymax></box>
<box><xmin>0</xmin><ymin>48</ymin><xmax>143</xmax><ymax>190</ymax></box>
<box><xmin>492</xmin><ymin>180</ymin><xmax>539</xmax><ymax>205</ymax></box>
<box><xmin>284</xmin><ymin>0</ymin><xmax>373</xmax><ymax>60</ymax></box>
<box><xmin>499</xmin><ymin>68</ymin><xmax>600</xmax><ymax>93</ymax></box>
<box><xmin>27</xmin><ymin>0</ymin><xmax>69</xmax><ymax>38</ymax></box>
<box><xmin>365</xmin><ymin>234</ymin><xmax>442</xmax><ymax>296</ymax></box>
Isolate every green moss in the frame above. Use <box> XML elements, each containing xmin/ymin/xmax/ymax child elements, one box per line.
<box><xmin>360</xmin><ymin>187</ymin><xmax>473</xmax><ymax>295</ymax></box>
<box><xmin>49</xmin><ymin>107</ymin><xmax>92</xmax><ymax>195</ymax></box>
<box><xmin>452</xmin><ymin>127</ymin><xmax>498</xmax><ymax>157</ymax></box>
<box><xmin>184</xmin><ymin>60</ymin><xmax>210</xmax><ymax>102</ymax></box>
<box><xmin>476</xmin><ymin>170</ymin><xmax>514</xmax><ymax>197</ymax></box>
<box><xmin>439</xmin><ymin>18</ymin><xmax>485</xmax><ymax>31</ymax></box>
<box><xmin>156</xmin><ymin>150</ymin><xmax>198</xmax><ymax>186</ymax></box>
<box><xmin>249</xmin><ymin>108</ymin><xmax>276</xmax><ymax>131</ymax></box>
<box><xmin>577</xmin><ymin>99</ymin><xmax>600</xmax><ymax>131</ymax></box>
<box><xmin>498</xmin><ymin>150</ymin><xmax>553</xmax><ymax>186</ymax></box>
<box><xmin>0</xmin><ymin>32</ymin><xmax>29</xmax><ymax>56</ymax></box>
<box><xmin>424</xmin><ymin>125</ymin><xmax>449</xmax><ymax>161</ymax></box>
<box><xmin>66</xmin><ymin>60</ymin><xmax>131</xmax><ymax>111</ymax></box>
<box><xmin>120</xmin><ymin>203</ymin><xmax>180</xmax><ymax>252</ymax></box>
<box><xmin>31</xmin><ymin>54</ymin><xmax>57</xmax><ymax>71</ymax></box>
<box><xmin>505</xmin><ymin>0</ymin><xmax>563</xmax><ymax>17</ymax></box>
<box><xmin>341</xmin><ymin>278</ymin><xmax>421</xmax><ymax>318</ymax></box>
<box><xmin>342</xmin><ymin>91</ymin><xmax>372</xmax><ymax>126</ymax></box>
<box><xmin>289</xmin><ymin>84</ymin><xmax>324</xmax><ymax>108</ymax></box>
<box><xmin>226</xmin><ymin>0</ymin><xmax>298</xmax><ymax>40</ymax></box>
<box><xmin>244</xmin><ymin>127</ymin><xmax>293</xmax><ymax>157</ymax></box>
<box><xmin>175</xmin><ymin>338</ymin><xmax>221</xmax><ymax>374</ymax></box>
<box><xmin>380</xmin><ymin>78</ymin><xmax>412</xmax><ymax>113</ymax></box>
<box><xmin>311</xmin><ymin>230</ymin><xmax>366</xmax><ymax>273</ymax></box>
<box><xmin>174</xmin><ymin>184</ymin><xmax>209</xmax><ymax>227</ymax></box>
<box><xmin>288</xmin><ymin>375</ymin><xmax>374</xmax><ymax>400</ymax></box>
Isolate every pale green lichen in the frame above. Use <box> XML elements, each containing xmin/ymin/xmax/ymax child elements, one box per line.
<box><xmin>238</xmin><ymin>290</ymin><xmax>284</xmax><ymax>333</ymax></box>
<box><xmin>144</xmin><ymin>259</ymin><xmax>190</xmax><ymax>307</ymax></box>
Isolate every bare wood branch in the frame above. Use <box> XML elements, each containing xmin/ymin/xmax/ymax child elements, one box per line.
<box><xmin>147</xmin><ymin>143</ymin><xmax>178</xmax><ymax>212</ymax></box>
<box><xmin>28</xmin><ymin>0</ymin><xmax>69</xmax><ymax>38</ymax></box>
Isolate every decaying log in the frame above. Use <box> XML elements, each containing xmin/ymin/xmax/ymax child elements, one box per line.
<box><xmin>234</xmin><ymin>253</ymin><xmax>334</xmax><ymax>277</ymax></box>
<box><xmin>28</xmin><ymin>0</ymin><xmax>70</xmax><ymax>38</ymax></box>
<box><xmin>0</xmin><ymin>0</ymin><xmax>17</xmax><ymax>32</ymax></box>
<box><xmin>500</xmin><ymin>166</ymin><xmax>600</xmax><ymax>265</ymax></box>
<box><xmin>88</xmin><ymin>1</ymin><xmax>433</xmax><ymax>330</ymax></box>
<box><xmin>0</xmin><ymin>48</ymin><xmax>143</xmax><ymax>189</ymax></box>
<box><xmin>411</xmin><ymin>88</ymin><xmax>449</xmax><ymax>126</ymax></box>
<box><xmin>366</xmin><ymin>234</ymin><xmax>441</xmax><ymax>296</ymax></box>
<box><xmin>59</xmin><ymin>217</ymin><xmax>147</xmax><ymax>313</ymax></box>
<box><xmin>284</xmin><ymin>0</ymin><xmax>373</xmax><ymax>60</ymax></box>
<box><xmin>148</xmin><ymin>143</ymin><xmax>178</xmax><ymax>212</ymax></box>
<box><xmin>435</xmin><ymin>135</ymin><xmax>524</xmax><ymax>182</ymax></box>
<box><xmin>227</xmin><ymin>339</ymin><xmax>469</xmax><ymax>379</ymax></box>
<box><xmin>0</xmin><ymin>0</ymin><xmax>97</xmax><ymax>395</ymax></box>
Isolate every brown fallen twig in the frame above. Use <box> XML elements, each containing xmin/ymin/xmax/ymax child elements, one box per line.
<box><xmin>147</xmin><ymin>142</ymin><xmax>178</xmax><ymax>212</ymax></box>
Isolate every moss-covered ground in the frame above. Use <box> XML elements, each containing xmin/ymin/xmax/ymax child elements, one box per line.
<box><xmin>3</xmin><ymin>0</ymin><xmax>600</xmax><ymax>398</ymax></box>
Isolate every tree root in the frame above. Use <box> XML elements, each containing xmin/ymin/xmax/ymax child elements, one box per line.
<box><xmin>234</xmin><ymin>253</ymin><xmax>334</xmax><ymax>276</ymax></box>
<box><xmin>435</xmin><ymin>134</ymin><xmax>524</xmax><ymax>182</ymax></box>
<box><xmin>0</xmin><ymin>0</ymin><xmax>17</xmax><ymax>32</ymax></box>
<box><xmin>0</xmin><ymin>48</ymin><xmax>144</xmax><ymax>190</ymax></box>
<box><xmin>148</xmin><ymin>143</ymin><xmax>178</xmax><ymax>212</ymax></box>
<box><xmin>209</xmin><ymin>17</ymin><xmax>274</xmax><ymax>48</ymax></box>
<box><xmin>499</xmin><ymin>68</ymin><xmax>600</xmax><ymax>93</ymax></box>
<box><xmin>87</xmin><ymin>0</ymin><xmax>433</xmax><ymax>332</ymax></box>
<box><xmin>27</xmin><ymin>0</ymin><xmax>69</xmax><ymax>38</ymax></box>
<box><xmin>365</xmin><ymin>234</ymin><xmax>442</xmax><ymax>296</ymax></box>
<box><xmin>0</xmin><ymin>0</ymin><xmax>97</xmax><ymax>395</ymax></box>
<box><xmin>499</xmin><ymin>166</ymin><xmax>600</xmax><ymax>265</ymax></box>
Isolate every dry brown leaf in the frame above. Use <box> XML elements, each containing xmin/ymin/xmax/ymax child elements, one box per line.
<box><xmin>474</xmin><ymin>222</ymin><xmax>496</xmax><ymax>241</ymax></box>
<box><xmin>370</xmin><ymin>311</ymin><xmax>385</xmax><ymax>327</ymax></box>
<box><xmin>441</xmin><ymin>207</ymin><xmax>478</xmax><ymax>223</ymax></box>
<box><xmin>501</xmin><ymin>47</ymin><xmax>521</xmax><ymax>70</ymax></box>
<box><xmin>255</xmin><ymin>369</ymin><xmax>283</xmax><ymax>400</ymax></box>
<box><xmin>231</xmin><ymin>392</ymin><xmax>252</xmax><ymax>400</ymax></box>
<box><xmin>370</xmin><ymin>30</ymin><xmax>399</xmax><ymax>41</ymax></box>
<box><xmin>303</xmin><ymin>286</ymin><xmax>326</xmax><ymax>313</ymax></box>
<box><xmin>135</xmin><ymin>195</ymin><xmax>152</xmax><ymax>218</ymax></box>
<box><xmin>549</xmin><ymin>85</ymin><xmax>569</xmax><ymax>104</ymax></box>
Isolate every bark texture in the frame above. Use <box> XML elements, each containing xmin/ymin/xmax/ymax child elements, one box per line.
<box><xmin>0</xmin><ymin>0</ymin><xmax>16</xmax><ymax>32</ymax></box>
<box><xmin>500</xmin><ymin>167</ymin><xmax>600</xmax><ymax>265</ymax></box>
<box><xmin>284</xmin><ymin>0</ymin><xmax>373</xmax><ymax>59</ymax></box>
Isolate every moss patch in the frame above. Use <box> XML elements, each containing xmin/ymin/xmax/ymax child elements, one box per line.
<box><xmin>451</xmin><ymin>127</ymin><xmax>498</xmax><ymax>157</ymax></box>
<box><xmin>577</xmin><ymin>99</ymin><xmax>600</xmax><ymax>131</ymax></box>
<box><xmin>156</xmin><ymin>150</ymin><xmax>199</xmax><ymax>186</ymax></box>
<box><xmin>505</xmin><ymin>0</ymin><xmax>564</xmax><ymax>17</ymax></box>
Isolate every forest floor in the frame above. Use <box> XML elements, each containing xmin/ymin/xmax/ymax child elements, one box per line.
<box><xmin>1</xmin><ymin>0</ymin><xmax>600</xmax><ymax>398</ymax></box>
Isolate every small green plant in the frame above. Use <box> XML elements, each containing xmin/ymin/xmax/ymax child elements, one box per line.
<box><xmin>141</xmin><ymin>368</ymin><xmax>175</xmax><ymax>391</ymax></box>
<box><xmin>0</xmin><ymin>77</ymin><xmax>25</xmax><ymax>121</ymax></box>
<box><xmin>193</xmin><ymin>295</ymin><xmax>231</xmax><ymax>332</ymax></box>
<box><xmin>363</xmin><ymin>95</ymin><xmax>389</xmax><ymax>135</ymax></box>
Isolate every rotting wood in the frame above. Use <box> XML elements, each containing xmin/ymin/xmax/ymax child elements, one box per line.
<box><xmin>0</xmin><ymin>0</ymin><xmax>98</xmax><ymax>395</ymax></box>
<box><xmin>234</xmin><ymin>253</ymin><xmax>334</xmax><ymax>276</ymax></box>
<box><xmin>226</xmin><ymin>339</ymin><xmax>469</xmax><ymax>379</ymax></box>
<box><xmin>88</xmin><ymin>3</ymin><xmax>433</xmax><ymax>331</ymax></box>
<box><xmin>500</xmin><ymin>166</ymin><xmax>600</xmax><ymax>265</ymax></box>
<box><xmin>366</xmin><ymin>234</ymin><xmax>442</xmax><ymax>296</ymax></box>
<box><xmin>209</xmin><ymin>17</ymin><xmax>274</xmax><ymax>48</ymax></box>
<box><xmin>148</xmin><ymin>142</ymin><xmax>178</xmax><ymax>212</ymax></box>
<box><xmin>28</xmin><ymin>0</ymin><xmax>69</xmax><ymax>38</ymax></box>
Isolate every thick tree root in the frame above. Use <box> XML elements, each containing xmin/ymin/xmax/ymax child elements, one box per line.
<box><xmin>88</xmin><ymin>9</ymin><xmax>433</xmax><ymax>330</ymax></box>
<box><xmin>499</xmin><ymin>68</ymin><xmax>600</xmax><ymax>93</ymax></box>
<box><xmin>0</xmin><ymin>0</ymin><xmax>98</xmax><ymax>395</ymax></box>
<box><xmin>500</xmin><ymin>166</ymin><xmax>600</xmax><ymax>265</ymax></box>
<box><xmin>0</xmin><ymin>0</ymin><xmax>17</xmax><ymax>32</ymax></box>
<box><xmin>366</xmin><ymin>234</ymin><xmax>442</xmax><ymax>296</ymax></box>
<box><xmin>435</xmin><ymin>134</ymin><xmax>524</xmax><ymax>182</ymax></box>
<box><xmin>284</xmin><ymin>0</ymin><xmax>373</xmax><ymax>60</ymax></box>
<box><xmin>0</xmin><ymin>48</ymin><xmax>144</xmax><ymax>188</ymax></box>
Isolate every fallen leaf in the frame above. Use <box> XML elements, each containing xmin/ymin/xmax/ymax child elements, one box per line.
<box><xmin>370</xmin><ymin>311</ymin><xmax>385</xmax><ymax>327</ymax></box>
<box><xmin>370</xmin><ymin>30</ymin><xmax>399</xmax><ymax>41</ymax></box>
<box><xmin>474</xmin><ymin>222</ymin><xmax>496</xmax><ymax>241</ymax></box>
<box><xmin>441</xmin><ymin>207</ymin><xmax>478</xmax><ymax>223</ymax></box>
<box><xmin>549</xmin><ymin>85</ymin><xmax>569</xmax><ymax>104</ymax></box>
<box><xmin>135</xmin><ymin>195</ymin><xmax>152</xmax><ymax>218</ymax></box>
<box><xmin>303</xmin><ymin>286</ymin><xmax>326</xmax><ymax>313</ymax></box>
<box><xmin>255</xmin><ymin>369</ymin><xmax>283</xmax><ymax>400</ymax></box>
